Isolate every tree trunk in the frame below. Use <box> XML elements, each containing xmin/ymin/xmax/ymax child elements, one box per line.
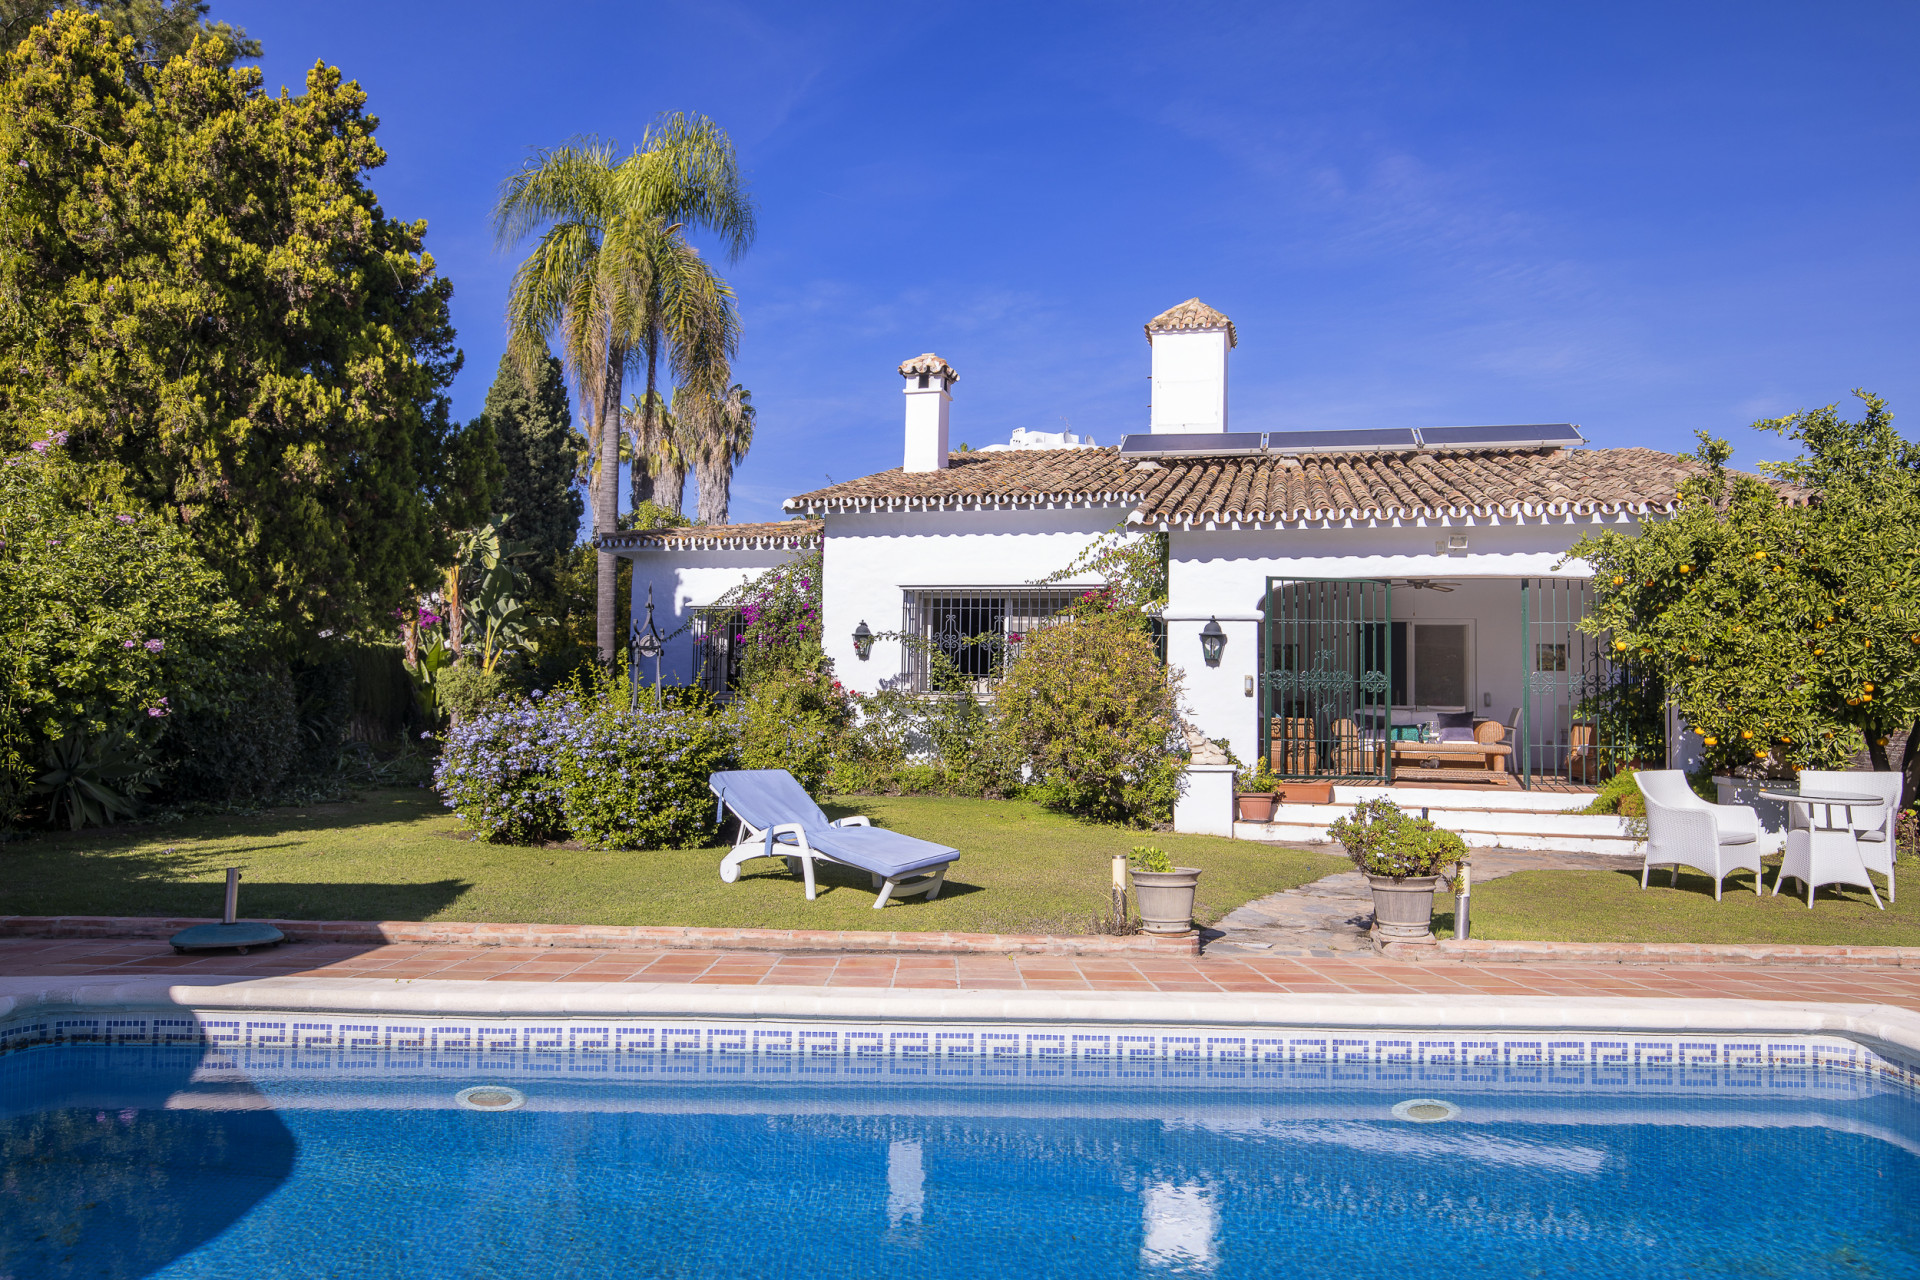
<box><xmin>1901</xmin><ymin>717</ymin><xmax>1919</xmax><ymax>811</ymax></box>
<box><xmin>447</xmin><ymin>565</ymin><xmax>463</xmax><ymax>658</ymax></box>
<box><xmin>595</xmin><ymin>360</ymin><xmax>622</xmax><ymax>664</ymax></box>
<box><xmin>628</xmin><ymin>406</ymin><xmax>655</xmax><ymax>511</ymax></box>
<box><xmin>1869</xmin><ymin>731</ymin><xmax>1891</xmax><ymax>772</ymax></box>
<box><xmin>632</xmin><ymin>337</ymin><xmax>662</xmax><ymax>513</ymax></box>
<box><xmin>695</xmin><ymin>448</ymin><xmax>731</xmax><ymax>526</ymax></box>
<box><xmin>654</xmin><ymin>458</ymin><xmax>687</xmax><ymax>516</ymax></box>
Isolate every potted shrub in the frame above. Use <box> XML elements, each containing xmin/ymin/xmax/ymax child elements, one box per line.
<box><xmin>1326</xmin><ymin>798</ymin><xmax>1466</xmax><ymax>944</ymax></box>
<box><xmin>1129</xmin><ymin>845</ymin><xmax>1201</xmax><ymax>935</ymax></box>
<box><xmin>1234</xmin><ymin>759</ymin><xmax>1280</xmax><ymax>822</ymax></box>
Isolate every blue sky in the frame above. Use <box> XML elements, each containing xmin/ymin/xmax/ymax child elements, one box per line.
<box><xmin>226</xmin><ymin>1</ymin><xmax>1919</xmax><ymax>523</ymax></box>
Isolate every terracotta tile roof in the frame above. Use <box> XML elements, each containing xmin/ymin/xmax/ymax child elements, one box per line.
<box><xmin>1132</xmin><ymin>446</ymin><xmax>1716</xmax><ymax>526</ymax></box>
<box><xmin>785</xmin><ymin>449</ymin><xmax>1143</xmax><ymax>513</ymax></box>
<box><xmin>785</xmin><ymin>445</ymin><xmax>1738</xmax><ymax>524</ymax></box>
<box><xmin>1145</xmin><ymin>298</ymin><xmax>1237</xmax><ymax>348</ymax></box>
<box><xmin>599</xmin><ymin>519</ymin><xmax>821</xmax><ymax>551</ymax></box>
<box><xmin>897</xmin><ymin>353</ymin><xmax>959</xmax><ymax>382</ymax></box>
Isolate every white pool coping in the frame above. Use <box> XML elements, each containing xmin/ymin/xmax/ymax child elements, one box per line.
<box><xmin>5</xmin><ymin>975</ymin><xmax>1919</xmax><ymax>1066</ymax></box>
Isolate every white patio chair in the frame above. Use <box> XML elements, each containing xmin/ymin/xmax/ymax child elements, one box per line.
<box><xmin>1633</xmin><ymin>770</ymin><xmax>1764</xmax><ymax>900</ymax></box>
<box><xmin>1795</xmin><ymin>770</ymin><xmax>1901</xmax><ymax>904</ymax></box>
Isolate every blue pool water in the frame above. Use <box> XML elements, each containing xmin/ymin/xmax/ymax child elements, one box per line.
<box><xmin>4</xmin><ymin>1045</ymin><xmax>1919</xmax><ymax>1279</ymax></box>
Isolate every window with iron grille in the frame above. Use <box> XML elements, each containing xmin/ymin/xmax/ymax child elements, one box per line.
<box><xmin>691</xmin><ymin>607</ymin><xmax>745</xmax><ymax>696</ymax></box>
<box><xmin>899</xmin><ymin>588</ymin><xmax>1089</xmax><ymax>692</ymax></box>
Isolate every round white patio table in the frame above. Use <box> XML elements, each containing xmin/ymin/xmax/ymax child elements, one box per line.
<box><xmin>1759</xmin><ymin>789</ymin><xmax>1886</xmax><ymax>911</ymax></box>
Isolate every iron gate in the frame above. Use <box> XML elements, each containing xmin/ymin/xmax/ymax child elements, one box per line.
<box><xmin>1260</xmin><ymin>578</ymin><xmax>1394</xmax><ymax>781</ymax></box>
<box><xmin>1518</xmin><ymin>578</ymin><xmax>1663</xmax><ymax>787</ymax></box>
<box><xmin>692</xmin><ymin>607</ymin><xmax>743</xmax><ymax>696</ymax></box>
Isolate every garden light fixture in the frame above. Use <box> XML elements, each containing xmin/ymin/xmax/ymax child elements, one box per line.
<box><xmin>1200</xmin><ymin>617</ymin><xmax>1226</xmax><ymax>666</ymax></box>
<box><xmin>853</xmin><ymin>620</ymin><xmax>874</xmax><ymax>660</ymax></box>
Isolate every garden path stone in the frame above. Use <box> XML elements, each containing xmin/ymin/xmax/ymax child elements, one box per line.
<box><xmin>1202</xmin><ymin>848</ymin><xmax>1638</xmax><ymax>956</ymax></box>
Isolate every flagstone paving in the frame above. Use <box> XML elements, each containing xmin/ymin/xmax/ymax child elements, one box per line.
<box><xmin>1203</xmin><ymin>848</ymin><xmax>1635</xmax><ymax>957</ymax></box>
<box><xmin>5</xmin><ymin>937</ymin><xmax>1919</xmax><ymax>1009</ymax></box>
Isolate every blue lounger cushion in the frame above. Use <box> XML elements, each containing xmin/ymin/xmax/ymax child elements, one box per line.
<box><xmin>785</xmin><ymin>825</ymin><xmax>958</xmax><ymax>878</ymax></box>
<box><xmin>709</xmin><ymin>769</ymin><xmax>959</xmax><ymax>879</ymax></box>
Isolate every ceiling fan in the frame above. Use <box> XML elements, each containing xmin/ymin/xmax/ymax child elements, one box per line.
<box><xmin>1398</xmin><ymin>579</ymin><xmax>1459</xmax><ymax>592</ymax></box>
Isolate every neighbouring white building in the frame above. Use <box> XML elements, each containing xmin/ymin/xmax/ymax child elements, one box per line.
<box><xmin>609</xmin><ymin>298</ymin><xmax>1717</xmax><ymax>849</ymax></box>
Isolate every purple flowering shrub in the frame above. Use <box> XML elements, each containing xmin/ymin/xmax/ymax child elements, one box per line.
<box><xmin>714</xmin><ymin>548</ymin><xmax>823</xmax><ymax>680</ymax></box>
<box><xmin>554</xmin><ymin>698</ymin><xmax>738</xmax><ymax>849</ymax></box>
<box><xmin>435</xmin><ymin>682</ymin><xmax>739</xmax><ymax>848</ymax></box>
<box><xmin>434</xmin><ymin>699</ymin><xmax>566</xmax><ymax>844</ymax></box>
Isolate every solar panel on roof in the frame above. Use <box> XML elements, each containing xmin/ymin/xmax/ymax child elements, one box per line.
<box><xmin>1118</xmin><ymin>432</ymin><xmax>1266</xmax><ymax>457</ymax></box>
<box><xmin>1415</xmin><ymin>423</ymin><xmax>1584</xmax><ymax>449</ymax></box>
<box><xmin>1265</xmin><ymin>427</ymin><xmax>1419</xmax><ymax>453</ymax></box>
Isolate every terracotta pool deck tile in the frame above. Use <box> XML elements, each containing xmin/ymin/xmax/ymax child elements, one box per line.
<box><xmin>5</xmin><ymin>939</ymin><xmax>1920</xmax><ymax>1009</ymax></box>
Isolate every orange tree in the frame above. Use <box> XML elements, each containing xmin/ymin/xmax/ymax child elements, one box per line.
<box><xmin>1571</xmin><ymin>394</ymin><xmax>1920</xmax><ymax>791</ymax></box>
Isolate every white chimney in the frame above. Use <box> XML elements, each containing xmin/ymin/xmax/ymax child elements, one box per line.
<box><xmin>899</xmin><ymin>353</ymin><xmax>958</xmax><ymax>472</ymax></box>
<box><xmin>1145</xmin><ymin>298</ymin><xmax>1235</xmax><ymax>434</ymax></box>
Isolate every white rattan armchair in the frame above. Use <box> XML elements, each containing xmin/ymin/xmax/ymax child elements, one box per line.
<box><xmin>1633</xmin><ymin>770</ymin><xmax>1764</xmax><ymax>900</ymax></box>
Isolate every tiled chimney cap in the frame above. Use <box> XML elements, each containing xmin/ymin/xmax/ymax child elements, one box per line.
<box><xmin>1144</xmin><ymin>298</ymin><xmax>1237</xmax><ymax>349</ymax></box>
<box><xmin>898</xmin><ymin>353</ymin><xmax>959</xmax><ymax>383</ymax></box>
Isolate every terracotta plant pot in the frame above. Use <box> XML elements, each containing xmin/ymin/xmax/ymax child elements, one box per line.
<box><xmin>1275</xmin><ymin>781</ymin><xmax>1333</xmax><ymax>805</ymax></box>
<box><xmin>1367</xmin><ymin>873</ymin><xmax>1440</xmax><ymax>943</ymax></box>
<box><xmin>1235</xmin><ymin>792</ymin><xmax>1277</xmax><ymax>822</ymax></box>
<box><xmin>1131</xmin><ymin>867</ymin><xmax>1202</xmax><ymax>935</ymax></box>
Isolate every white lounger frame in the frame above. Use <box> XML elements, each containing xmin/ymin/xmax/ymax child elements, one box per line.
<box><xmin>717</xmin><ymin>814</ymin><xmax>950</xmax><ymax>909</ymax></box>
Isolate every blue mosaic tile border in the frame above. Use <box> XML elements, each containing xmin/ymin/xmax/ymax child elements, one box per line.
<box><xmin>3</xmin><ymin>1008</ymin><xmax>1916</xmax><ymax>1094</ymax></box>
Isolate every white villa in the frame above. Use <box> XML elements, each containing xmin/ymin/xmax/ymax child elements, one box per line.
<box><xmin>605</xmin><ymin>299</ymin><xmax>1713</xmax><ymax>848</ymax></box>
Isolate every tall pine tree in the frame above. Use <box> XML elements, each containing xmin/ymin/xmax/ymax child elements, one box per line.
<box><xmin>483</xmin><ymin>354</ymin><xmax>584</xmax><ymax>561</ymax></box>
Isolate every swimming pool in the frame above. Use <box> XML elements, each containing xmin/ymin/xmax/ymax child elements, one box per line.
<box><xmin>7</xmin><ymin>1024</ymin><xmax>1919</xmax><ymax>1280</ymax></box>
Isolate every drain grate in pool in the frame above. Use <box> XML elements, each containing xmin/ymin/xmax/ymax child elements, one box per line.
<box><xmin>1391</xmin><ymin>1098</ymin><xmax>1459</xmax><ymax>1123</ymax></box>
<box><xmin>455</xmin><ymin>1085</ymin><xmax>526</xmax><ymax>1112</ymax></box>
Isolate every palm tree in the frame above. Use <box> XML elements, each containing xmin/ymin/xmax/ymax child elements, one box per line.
<box><xmin>627</xmin><ymin>389</ymin><xmax>688</xmax><ymax>517</ymax></box>
<box><xmin>494</xmin><ymin>114</ymin><xmax>754</xmax><ymax>662</ymax></box>
<box><xmin>630</xmin><ymin>223</ymin><xmax>740</xmax><ymax>520</ymax></box>
<box><xmin>688</xmin><ymin>383</ymin><xmax>755</xmax><ymax>526</ymax></box>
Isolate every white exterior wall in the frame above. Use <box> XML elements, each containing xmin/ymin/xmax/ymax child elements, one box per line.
<box><xmin>1166</xmin><ymin>516</ymin><xmax>1644</xmax><ymax>765</ymax></box>
<box><xmin>624</xmin><ymin>547</ymin><xmax>809</xmax><ymax>686</ymax></box>
<box><xmin>1148</xmin><ymin>329</ymin><xmax>1229</xmax><ymax>434</ymax></box>
<box><xmin>821</xmin><ymin>507</ymin><xmax>1124</xmax><ymax>693</ymax></box>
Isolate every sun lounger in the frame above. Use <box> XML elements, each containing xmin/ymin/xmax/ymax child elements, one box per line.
<box><xmin>708</xmin><ymin>769</ymin><xmax>960</xmax><ymax>908</ymax></box>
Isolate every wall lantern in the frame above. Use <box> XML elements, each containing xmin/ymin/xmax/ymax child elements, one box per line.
<box><xmin>1200</xmin><ymin>617</ymin><xmax>1226</xmax><ymax>667</ymax></box>
<box><xmin>852</xmin><ymin>620</ymin><xmax>875</xmax><ymax>660</ymax></box>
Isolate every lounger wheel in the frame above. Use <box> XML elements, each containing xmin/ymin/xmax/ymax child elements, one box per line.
<box><xmin>720</xmin><ymin>861</ymin><xmax>740</xmax><ymax>883</ymax></box>
<box><xmin>785</xmin><ymin>856</ymin><xmax>801</xmax><ymax>877</ymax></box>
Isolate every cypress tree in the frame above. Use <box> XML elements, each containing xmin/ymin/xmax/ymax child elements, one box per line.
<box><xmin>484</xmin><ymin>353</ymin><xmax>584</xmax><ymax>560</ymax></box>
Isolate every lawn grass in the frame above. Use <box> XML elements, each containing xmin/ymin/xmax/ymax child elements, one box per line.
<box><xmin>0</xmin><ymin>789</ymin><xmax>1346</xmax><ymax>935</ymax></box>
<box><xmin>1436</xmin><ymin>857</ymin><xmax>1920</xmax><ymax>947</ymax></box>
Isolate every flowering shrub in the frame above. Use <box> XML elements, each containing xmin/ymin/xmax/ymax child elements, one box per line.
<box><xmin>714</xmin><ymin>548</ymin><xmax>823</xmax><ymax>680</ymax></box>
<box><xmin>555</xmin><ymin>695</ymin><xmax>737</xmax><ymax>849</ymax></box>
<box><xmin>433</xmin><ymin>698</ymin><xmax>566</xmax><ymax>844</ymax></box>
<box><xmin>435</xmin><ymin>679</ymin><xmax>739</xmax><ymax>848</ymax></box>
<box><xmin>1</xmin><ymin>446</ymin><xmax>253</xmax><ymax>827</ymax></box>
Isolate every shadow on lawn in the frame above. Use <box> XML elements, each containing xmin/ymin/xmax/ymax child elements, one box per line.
<box><xmin>1607</xmin><ymin>862</ymin><xmax>1894</xmax><ymax>907</ymax></box>
<box><xmin>6</xmin><ymin>837</ymin><xmax>473</xmax><ymax>921</ymax></box>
